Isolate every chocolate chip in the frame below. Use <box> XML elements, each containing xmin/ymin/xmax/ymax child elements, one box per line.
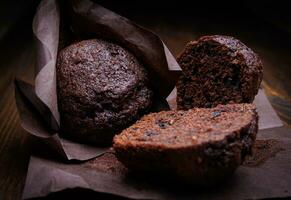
<box><xmin>144</xmin><ymin>131</ymin><xmax>159</xmax><ymax>137</ymax></box>
<box><xmin>212</xmin><ymin>111</ymin><xmax>221</xmax><ymax>117</ymax></box>
<box><xmin>156</xmin><ymin>119</ymin><xmax>170</xmax><ymax>129</ymax></box>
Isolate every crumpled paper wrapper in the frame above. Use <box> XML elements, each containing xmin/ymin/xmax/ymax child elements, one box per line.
<box><xmin>15</xmin><ymin>0</ymin><xmax>180</xmax><ymax>161</ymax></box>
<box><xmin>22</xmin><ymin>126</ymin><xmax>291</xmax><ymax>199</ymax></box>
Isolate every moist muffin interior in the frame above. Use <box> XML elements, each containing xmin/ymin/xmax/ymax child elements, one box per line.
<box><xmin>115</xmin><ymin>104</ymin><xmax>255</xmax><ymax>148</ymax></box>
<box><xmin>177</xmin><ymin>35</ymin><xmax>263</xmax><ymax>109</ymax></box>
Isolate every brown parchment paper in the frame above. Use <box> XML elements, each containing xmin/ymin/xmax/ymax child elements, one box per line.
<box><xmin>15</xmin><ymin>0</ymin><xmax>181</xmax><ymax>161</ymax></box>
<box><xmin>23</xmin><ymin>126</ymin><xmax>291</xmax><ymax>199</ymax></box>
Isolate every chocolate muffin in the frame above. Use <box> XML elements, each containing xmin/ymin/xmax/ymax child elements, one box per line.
<box><xmin>114</xmin><ymin>104</ymin><xmax>258</xmax><ymax>185</ymax></box>
<box><xmin>57</xmin><ymin>39</ymin><xmax>153</xmax><ymax>145</ymax></box>
<box><xmin>177</xmin><ymin>35</ymin><xmax>263</xmax><ymax>110</ymax></box>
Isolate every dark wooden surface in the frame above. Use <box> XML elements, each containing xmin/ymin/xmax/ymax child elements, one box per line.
<box><xmin>0</xmin><ymin>1</ymin><xmax>291</xmax><ymax>199</ymax></box>
<box><xmin>0</xmin><ymin>20</ymin><xmax>35</xmax><ymax>200</ymax></box>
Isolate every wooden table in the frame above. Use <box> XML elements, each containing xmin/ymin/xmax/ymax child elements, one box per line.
<box><xmin>1</xmin><ymin>1</ymin><xmax>291</xmax><ymax>199</ymax></box>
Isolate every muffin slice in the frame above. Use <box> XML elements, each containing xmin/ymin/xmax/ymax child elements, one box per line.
<box><xmin>177</xmin><ymin>35</ymin><xmax>263</xmax><ymax>110</ymax></box>
<box><xmin>113</xmin><ymin>104</ymin><xmax>258</xmax><ymax>185</ymax></box>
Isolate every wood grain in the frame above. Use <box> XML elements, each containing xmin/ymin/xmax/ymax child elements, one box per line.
<box><xmin>0</xmin><ymin>22</ymin><xmax>34</xmax><ymax>200</ymax></box>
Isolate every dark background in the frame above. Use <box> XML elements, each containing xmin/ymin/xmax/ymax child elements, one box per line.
<box><xmin>0</xmin><ymin>0</ymin><xmax>291</xmax><ymax>199</ymax></box>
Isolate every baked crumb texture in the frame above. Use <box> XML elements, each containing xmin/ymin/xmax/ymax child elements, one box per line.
<box><xmin>177</xmin><ymin>35</ymin><xmax>263</xmax><ymax>110</ymax></box>
<box><xmin>114</xmin><ymin>104</ymin><xmax>258</xmax><ymax>185</ymax></box>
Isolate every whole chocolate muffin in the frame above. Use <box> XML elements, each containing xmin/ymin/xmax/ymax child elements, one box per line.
<box><xmin>57</xmin><ymin>39</ymin><xmax>153</xmax><ymax>145</ymax></box>
<box><xmin>114</xmin><ymin>104</ymin><xmax>258</xmax><ymax>185</ymax></box>
<box><xmin>177</xmin><ymin>35</ymin><xmax>263</xmax><ymax>110</ymax></box>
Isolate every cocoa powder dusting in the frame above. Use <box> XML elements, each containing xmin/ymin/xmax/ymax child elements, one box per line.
<box><xmin>244</xmin><ymin>139</ymin><xmax>284</xmax><ymax>167</ymax></box>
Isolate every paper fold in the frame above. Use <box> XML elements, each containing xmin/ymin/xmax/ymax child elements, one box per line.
<box><xmin>15</xmin><ymin>0</ymin><xmax>181</xmax><ymax>161</ymax></box>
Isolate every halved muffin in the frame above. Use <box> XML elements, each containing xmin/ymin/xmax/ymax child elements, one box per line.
<box><xmin>114</xmin><ymin>104</ymin><xmax>258</xmax><ymax>185</ymax></box>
